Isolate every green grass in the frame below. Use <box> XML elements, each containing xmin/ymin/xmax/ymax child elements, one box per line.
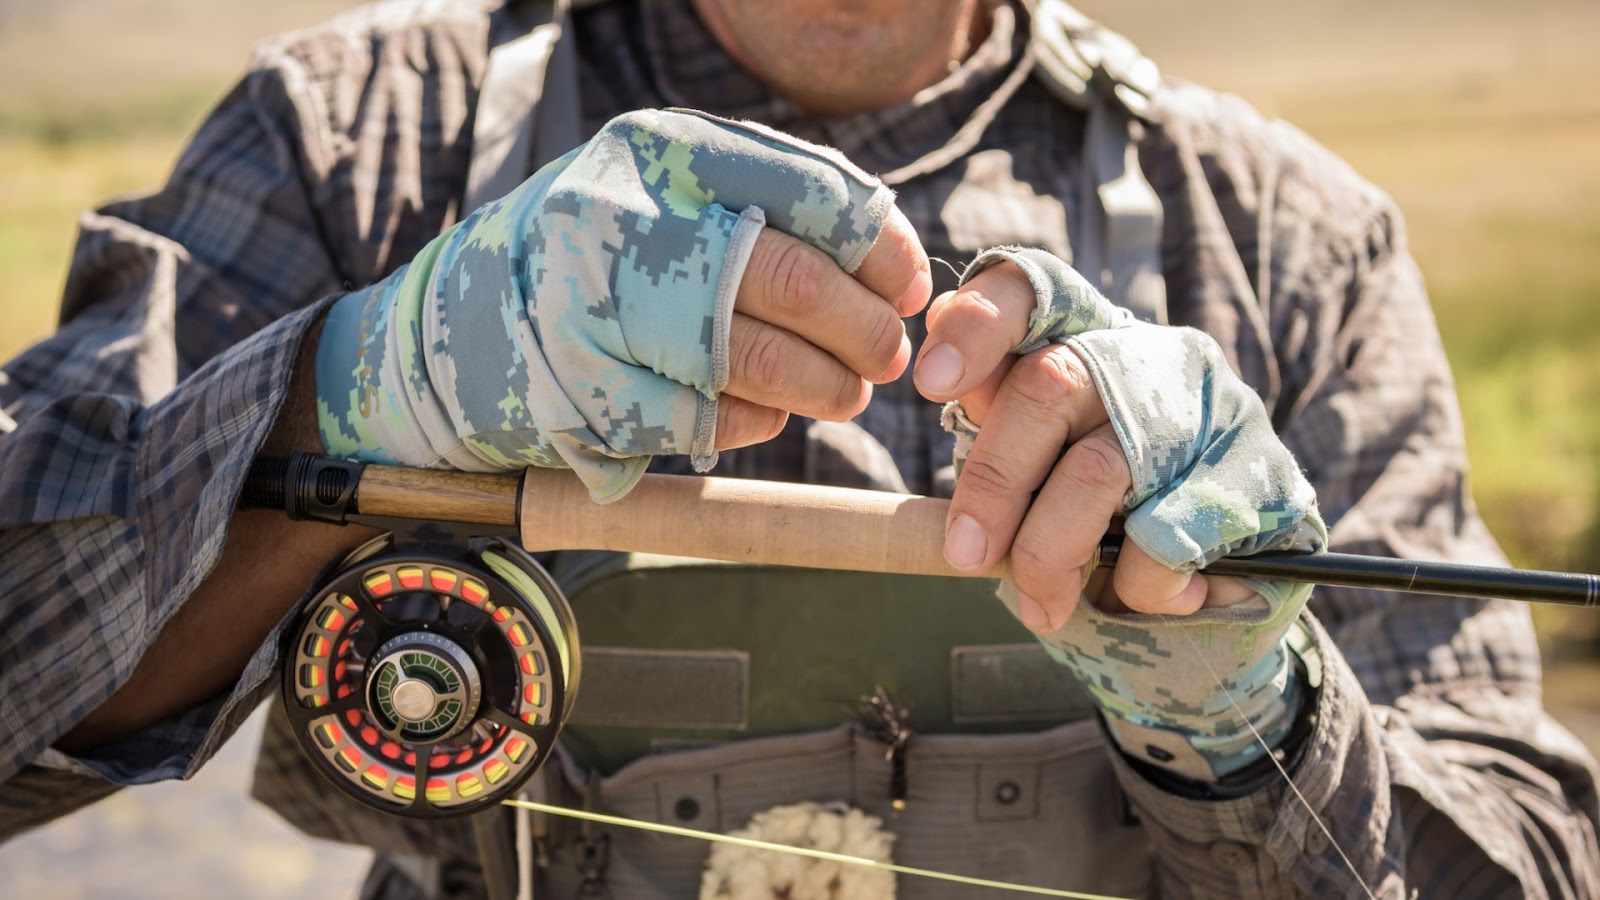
<box><xmin>0</xmin><ymin>135</ymin><xmax>185</xmax><ymax>352</ymax></box>
<box><xmin>0</xmin><ymin>86</ymin><xmax>225</xmax><ymax>146</ymax></box>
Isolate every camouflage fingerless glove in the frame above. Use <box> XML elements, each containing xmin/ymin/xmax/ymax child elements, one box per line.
<box><xmin>948</xmin><ymin>247</ymin><xmax>1328</xmax><ymax>781</ymax></box>
<box><xmin>316</xmin><ymin>109</ymin><xmax>894</xmax><ymax>501</ymax></box>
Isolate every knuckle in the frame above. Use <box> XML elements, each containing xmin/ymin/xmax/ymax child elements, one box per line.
<box><xmin>1009</xmin><ymin>348</ymin><xmax>1091</xmax><ymax>410</ymax></box>
<box><xmin>942</xmin><ymin>289</ymin><xmax>1004</xmax><ymax>331</ymax></box>
<box><xmin>1063</xmin><ymin>431</ymin><xmax>1129</xmax><ymax>494</ymax></box>
<box><xmin>817</xmin><ymin>373</ymin><xmax>869</xmax><ymax>421</ymax></box>
<box><xmin>719</xmin><ymin>402</ymin><xmax>786</xmax><ymax>448</ymax></box>
<box><xmin>957</xmin><ymin>454</ymin><xmax>1022</xmax><ymax>498</ymax></box>
<box><xmin>767</xmin><ymin>239</ymin><xmax>827</xmax><ymax>317</ymax></box>
<box><xmin>718</xmin><ymin>401</ymin><xmax>753</xmax><ymax>443</ymax></box>
<box><xmin>876</xmin><ymin>225</ymin><xmax>924</xmax><ymax>294</ymax></box>
<box><xmin>732</xmin><ymin>326</ymin><xmax>793</xmax><ymax>395</ymax></box>
<box><xmin>739</xmin><ymin>405</ymin><xmax>785</xmax><ymax>443</ymax></box>
<box><xmin>760</xmin><ymin>408</ymin><xmax>789</xmax><ymax>441</ymax></box>
<box><xmin>1127</xmin><ymin>589</ymin><xmax>1194</xmax><ymax>616</ymax></box>
<box><xmin>1119</xmin><ymin>594</ymin><xmax>1159</xmax><ymax>614</ymax></box>
<box><xmin>1008</xmin><ymin>537</ymin><xmax>1057</xmax><ymax>592</ymax></box>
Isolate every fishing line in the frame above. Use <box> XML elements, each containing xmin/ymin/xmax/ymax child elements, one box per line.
<box><xmin>928</xmin><ymin>255</ymin><xmax>965</xmax><ymax>281</ymax></box>
<box><xmin>501</xmin><ymin>798</ymin><xmax>1138</xmax><ymax>899</ymax></box>
<box><xmin>1178</xmin><ymin>625</ymin><xmax>1378</xmax><ymax>900</ymax></box>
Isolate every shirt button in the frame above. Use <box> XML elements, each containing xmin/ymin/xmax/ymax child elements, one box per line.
<box><xmin>1208</xmin><ymin>840</ymin><xmax>1253</xmax><ymax>872</ymax></box>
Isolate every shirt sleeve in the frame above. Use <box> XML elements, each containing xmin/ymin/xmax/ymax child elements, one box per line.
<box><xmin>0</xmin><ymin>50</ymin><xmax>344</xmax><ymax>839</ymax></box>
<box><xmin>1114</xmin><ymin>94</ymin><xmax>1600</xmax><ymax>898</ymax></box>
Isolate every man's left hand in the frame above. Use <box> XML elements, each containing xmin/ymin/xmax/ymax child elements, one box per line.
<box><xmin>913</xmin><ymin>246</ymin><xmax>1326</xmax><ymax>781</ymax></box>
<box><xmin>914</xmin><ymin>249</ymin><xmax>1295</xmax><ymax>627</ymax></box>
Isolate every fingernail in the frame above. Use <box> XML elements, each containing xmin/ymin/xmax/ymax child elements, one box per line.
<box><xmin>944</xmin><ymin>514</ymin><xmax>987</xmax><ymax>570</ymax></box>
<box><xmin>916</xmin><ymin>343</ymin><xmax>965</xmax><ymax>395</ymax></box>
<box><xmin>1016</xmin><ymin>592</ymin><xmax>1051</xmax><ymax>632</ymax></box>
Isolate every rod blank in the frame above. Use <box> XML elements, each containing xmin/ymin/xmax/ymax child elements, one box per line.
<box><xmin>1096</xmin><ymin>538</ymin><xmax>1600</xmax><ymax>608</ymax></box>
<box><xmin>1207</xmin><ymin>550</ymin><xmax>1599</xmax><ymax>607</ymax></box>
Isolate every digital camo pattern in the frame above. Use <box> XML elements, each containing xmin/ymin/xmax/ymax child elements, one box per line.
<box><xmin>955</xmin><ymin>246</ymin><xmax>1328</xmax><ymax>571</ymax></box>
<box><xmin>1001</xmin><ymin>576</ymin><xmax>1308</xmax><ymax>779</ymax></box>
<box><xmin>316</xmin><ymin>109</ymin><xmax>895</xmax><ymax>501</ymax></box>
<box><xmin>950</xmin><ymin>246</ymin><xmax>1328</xmax><ymax>778</ymax></box>
<box><xmin>962</xmin><ymin>246</ymin><xmax>1133</xmax><ymax>354</ymax></box>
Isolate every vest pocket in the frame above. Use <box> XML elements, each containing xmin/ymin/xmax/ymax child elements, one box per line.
<box><xmin>540</xmin><ymin>722</ymin><xmax>1154</xmax><ymax>899</ymax></box>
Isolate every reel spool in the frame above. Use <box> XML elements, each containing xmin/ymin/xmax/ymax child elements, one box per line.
<box><xmin>282</xmin><ymin>534</ymin><xmax>579</xmax><ymax>818</ymax></box>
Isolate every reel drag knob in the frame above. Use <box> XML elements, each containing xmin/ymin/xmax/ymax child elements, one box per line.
<box><xmin>282</xmin><ymin>536</ymin><xmax>579</xmax><ymax>818</ymax></box>
<box><xmin>367</xmin><ymin>632</ymin><xmax>481</xmax><ymax>742</ymax></box>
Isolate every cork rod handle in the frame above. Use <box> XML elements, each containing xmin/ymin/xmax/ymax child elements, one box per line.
<box><xmin>357</xmin><ymin>464</ymin><xmax>997</xmax><ymax>578</ymax></box>
<box><xmin>516</xmin><ymin>468</ymin><xmax>996</xmax><ymax>579</ymax></box>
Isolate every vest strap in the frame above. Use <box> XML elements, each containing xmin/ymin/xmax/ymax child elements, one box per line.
<box><xmin>1075</xmin><ymin>101</ymin><xmax>1167</xmax><ymax>322</ymax></box>
<box><xmin>1029</xmin><ymin>0</ymin><xmax>1168</xmax><ymax>322</ymax></box>
<box><xmin>464</xmin><ymin>0</ymin><xmax>582</xmax><ymax>212</ymax></box>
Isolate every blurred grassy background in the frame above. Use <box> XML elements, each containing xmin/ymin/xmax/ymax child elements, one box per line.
<box><xmin>1</xmin><ymin>0</ymin><xmax>1598</xmax><ymax>894</ymax></box>
<box><xmin>4</xmin><ymin>0</ymin><xmax>1596</xmax><ymax>583</ymax></box>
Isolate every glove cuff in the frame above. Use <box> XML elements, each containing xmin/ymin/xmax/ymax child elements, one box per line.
<box><xmin>1009</xmin><ymin>573</ymin><xmax>1314</xmax><ymax>782</ymax></box>
<box><xmin>314</xmin><ymin>227</ymin><xmax>470</xmax><ymax>469</ymax></box>
<box><xmin>960</xmin><ymin>245</ymin><xmax>1132</xmax><ymax>355</ymax></box>
<box><xmin>1109</xmin><ymin>616</ymin><xmax>1324</xmax><ymax>791</ymax></box>
<box><xmin>690</xmin><ymin>206</ymin><xmax>766</xmax><ymax>474</ymax></box>
<box><xmin>1096</xmin><ymin>641</ymin><xmax>1303</xmax><ymax>781</ymax></box>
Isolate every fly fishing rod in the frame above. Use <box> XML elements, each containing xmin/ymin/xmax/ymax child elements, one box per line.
<box><xmin>239</xmin><ymin>453</ymin><xmax>1600</xmax><ymax>823</ymax></box>
<box><xmin>243</xmin><ymin>452</ymin><xmax>1600</xmax><ymax>606</ymax></box>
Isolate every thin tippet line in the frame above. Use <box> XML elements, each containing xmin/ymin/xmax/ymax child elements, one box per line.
<box><xmin>501</xmin><ymin>798</ymin><xmax>1136</xmax><ymax>899</ymax></box>
<box><xmin>928</xmin><ymin>255</ymin><xmax>964</xmax><ymax>281</ymax></box>
<box><xmin>1178</xmin><ymin>625</ymin><xmax>1378</xmax><ymax>900</ymax></box>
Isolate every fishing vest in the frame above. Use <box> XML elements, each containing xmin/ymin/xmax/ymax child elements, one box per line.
<box><xmin>461</xmin><ymin>2</ymin><xmax>1169</xmax><ymax>896</ymax></box>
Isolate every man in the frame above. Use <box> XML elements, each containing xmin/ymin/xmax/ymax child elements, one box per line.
<box><xmin>0</xmin><ymin>0</ymin><xmax>1596</xmax><ymax>898</ymax></box>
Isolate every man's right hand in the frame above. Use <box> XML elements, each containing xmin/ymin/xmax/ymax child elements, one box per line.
<box><xmin>314</xmin><ymin>109</ymin><xmax>929</xmax><ymax>502</ymax></box>
<box><xmin>716</xmin><ymin>210</ymin><xmax>928</xmax><ymax>450</ymax></box>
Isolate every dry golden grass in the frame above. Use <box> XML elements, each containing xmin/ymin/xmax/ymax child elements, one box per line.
<box><xmin>0</xmin><ymin>0</ymin><xmax>354</xmax><ymax>136</ymax></box>
<box><xmin>0</xmin><ymin>0</ymin><xmax>359</xmax><ymax>349</ymax></box>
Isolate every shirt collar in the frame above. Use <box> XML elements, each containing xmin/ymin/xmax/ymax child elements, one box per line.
<box><xmin>640</xmin><ymin>0</ymin><xmax>1034</xmax><ymax>180</ymax></box>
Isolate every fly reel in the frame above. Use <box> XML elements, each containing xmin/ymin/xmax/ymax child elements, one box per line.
<box><xmin>282</xmin><ymin>534</ymin><xmax>579</xmax><ymax>818</ymax></box>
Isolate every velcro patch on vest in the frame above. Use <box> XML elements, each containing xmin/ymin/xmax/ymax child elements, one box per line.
<box><xmin>950</xmin><ymin>644</ymin><xmax>1096</xmax><ymax>724</ymax></box>
<box><xmin>571</xmin><ymin>647</ymin><xmax>749</xmax><ymax>730</ymax></box>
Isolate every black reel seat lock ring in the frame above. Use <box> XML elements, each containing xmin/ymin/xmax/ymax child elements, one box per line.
<box><xmin>282</xmin><ymin>534</ymin><xmax>580</xmax><ymax>819</ymax></box>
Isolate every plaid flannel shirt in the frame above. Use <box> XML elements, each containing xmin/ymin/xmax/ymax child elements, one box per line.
<box><xmin>2</xmin><ymin>0</ymin><xmax>1596</xmax><ymax>896</ymax></box>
